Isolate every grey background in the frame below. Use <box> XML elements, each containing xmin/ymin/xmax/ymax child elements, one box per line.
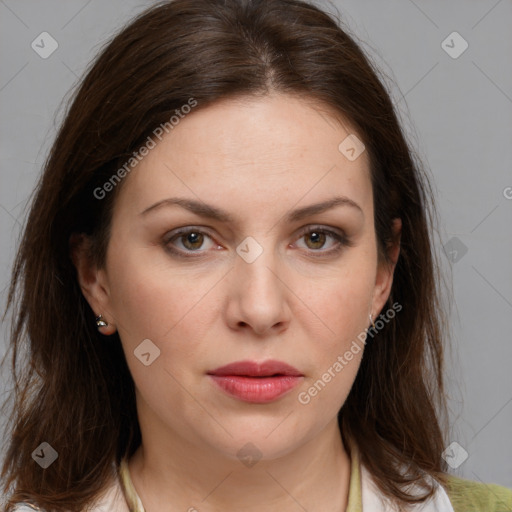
<box><xmin>0</xmin><ymin>0</ymin><xmax>511</xmax><ymax>490</ymax></box>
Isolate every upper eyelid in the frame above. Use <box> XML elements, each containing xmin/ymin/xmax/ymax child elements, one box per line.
<box><xmin>295</xmin><ymin>224</ymin><xmax>345</xmax><ymax>237</ymax></box>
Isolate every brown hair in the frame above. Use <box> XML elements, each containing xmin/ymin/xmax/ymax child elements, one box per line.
<box><xmin>1</xmin><ymin>0</ymin><xmax>450</xmax><ymax>510</ymax></box>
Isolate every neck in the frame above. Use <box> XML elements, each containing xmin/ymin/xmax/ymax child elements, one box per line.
<box><xmin>128</xmin><ymin>416</ymin><xmax>351</xmax><ymax>512</ymax></box>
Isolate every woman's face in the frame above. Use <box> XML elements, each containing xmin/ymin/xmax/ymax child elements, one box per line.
<box><xmin>80</xmin><ymin>93</ymin><xmax>399</xmax><ymax>462</ymax></box>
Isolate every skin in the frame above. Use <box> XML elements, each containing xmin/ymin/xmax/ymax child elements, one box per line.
<box><xmin>73</xmin><ymin>92</ymin><xmax>401</xmax><ymax>511</ymax></box>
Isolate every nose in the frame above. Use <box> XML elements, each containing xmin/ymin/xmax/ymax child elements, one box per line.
<box><xmin>224</xmin><ymin>245</ymin><xmax>291</xmax><ymax>337</ymax></box>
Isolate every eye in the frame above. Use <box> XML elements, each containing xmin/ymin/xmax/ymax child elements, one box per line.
<box><xmin>163</xmin><ymin>225</ymin><xmax>353</xmax><ymax>259</ymax></box>
<box><xmin>294</xmin><ymin>226</ymin><xmax>353</xmax><ymax>257</ymax></box>
<box><xmin>164</xmin><ymin>227</ymin><xmax>219</xmax><ymax>257</ymax></box>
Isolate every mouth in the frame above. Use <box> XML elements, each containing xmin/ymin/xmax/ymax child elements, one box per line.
<box><xmin>207</xmin><ymin>360</ymin><xmax>304</xmax><ymax>403</ymax></box>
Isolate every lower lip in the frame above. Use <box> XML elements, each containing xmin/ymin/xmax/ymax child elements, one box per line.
<box><xmin>209</xmin><ymin>375</ymin><xmax>303</xmax><ymax>403</ymax></box>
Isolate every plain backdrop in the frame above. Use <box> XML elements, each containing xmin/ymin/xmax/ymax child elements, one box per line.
<box><xmin>1</xmin><ymin>0</ymin><xmax>511</xmax><ymax>490</ymax></box>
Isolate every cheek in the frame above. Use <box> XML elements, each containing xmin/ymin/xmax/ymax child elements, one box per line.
<box><xmin>295</xmin><ymin>254</ymin><xmax>375</xmax><ymax>407</ymax></box>
<box><xmin>105</xmin><ymin>245</ymin><xmax>220</xmax><ymax>386</ymax></box>
<box><xmin>296</xmin><ymin>284</ymin><xmax>369</xmax><ymax>414</ymax></box>
<box><xmin>305</xmin><ymin>283</ymin><xmax>368</xmax><ymax>382</ymax></box>
<box><xmin>105</xmin><ymin>252</ymin><xmax>209</xmax><ymax>414</ymax></box>
<box><xmin>105</xmin><ymin>243</ymin><xmax>208</xmax><ymax>340</ymax></box>
<box><xmin>304</xmin><ymin>260</ymin><xmax>375</xmax><ymax>345</ymax></box>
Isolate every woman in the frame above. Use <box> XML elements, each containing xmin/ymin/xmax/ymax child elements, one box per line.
<box><xmin>1</xmin><ymin>0</ymin><xmax>511</xmax><ymax>511</ymax></box>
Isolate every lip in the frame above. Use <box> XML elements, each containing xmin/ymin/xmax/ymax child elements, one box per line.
<box><xmin>207</xmin><ymin>360</ymin><xmax>304</xmax><ymax>403</ymax></box>
<box><xmin>209</xmin><ymin>360</ymin><xmax>303</xmax><ymax>377</ymax></box>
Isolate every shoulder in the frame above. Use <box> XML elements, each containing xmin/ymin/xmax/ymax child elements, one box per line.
<box><xmin>10</xmin><ymin>470</ymin><xmax>129</xmax><ymax>512</ymax></box>
<box><xmin>444</xmin><ymin>474</ymin><xmax>512</xmax><ymax>512</ymax></box>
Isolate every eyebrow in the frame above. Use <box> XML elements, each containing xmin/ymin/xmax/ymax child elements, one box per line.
<box><xmin>139</xmin><ymin>195</ymin><xmax>364</xmax><ymax>223</ymax></box>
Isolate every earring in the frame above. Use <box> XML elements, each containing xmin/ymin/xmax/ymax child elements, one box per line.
<box><xmin>95</xmin><ymin>314</ymin><xmax>108</xmax><ymax>328</ymax></box>
<box><xmin>369</xmin><ymin>314</ymin><xmax>376</xmax><ymax>329</ymax></box>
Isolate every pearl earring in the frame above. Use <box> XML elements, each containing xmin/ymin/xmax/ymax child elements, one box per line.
<box><xmin>95</xmin><ymin>314</ymin><xmax>108</xmax><ymax>328</ymax></box>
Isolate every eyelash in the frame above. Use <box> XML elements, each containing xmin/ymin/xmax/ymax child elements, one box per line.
<box><xmin>163</xmin><ymin>225</ymin><xmax>354</xmax><ymax>259</ymax></box>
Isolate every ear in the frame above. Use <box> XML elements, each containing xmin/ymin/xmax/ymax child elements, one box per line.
<box><xmin>69</xmin><ymin>233</ymin><xmax>117</xmax><ymax>335</ymax></box>
<box><xmin>371</xmin><ymin>218</ymin><xmax>402</xmax><ymax>318</ymax></box>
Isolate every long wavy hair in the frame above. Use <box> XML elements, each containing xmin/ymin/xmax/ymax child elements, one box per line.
<box><xmin>1</xmin><ymin>0</ymin><xmax>450</xmax><ymax>510</ymax></box>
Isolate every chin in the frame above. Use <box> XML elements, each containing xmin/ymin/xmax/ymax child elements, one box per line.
<box><xmin>196</xmin><ymin>419</ymin><xmax>313</xmax><ymax>464</ymax></box>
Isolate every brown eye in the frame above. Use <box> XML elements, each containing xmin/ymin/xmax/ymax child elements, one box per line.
<box><xmin>303</xmin><ymin>230</ymin><xmax>327</xmax><ymax>250</ymax></box>
<box><xmin>294</xmin><ymin>226</ymin><xmax>353</xmax><ymax>258</ymax></box>
<box><xmin>164</xmin><ymin>228</ymin><xmax>218</xmax><ymax>257</ymax></box>
<box><xmin>180</xmin><ymin>231</ymin><xmax>204</xmax><ymax>250</ymax></box>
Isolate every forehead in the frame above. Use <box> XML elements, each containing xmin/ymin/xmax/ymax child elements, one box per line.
<box><xmin>114</xmin><ymin>93</ymin><xmax>372</xmax><ymax>221</ymax></box>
